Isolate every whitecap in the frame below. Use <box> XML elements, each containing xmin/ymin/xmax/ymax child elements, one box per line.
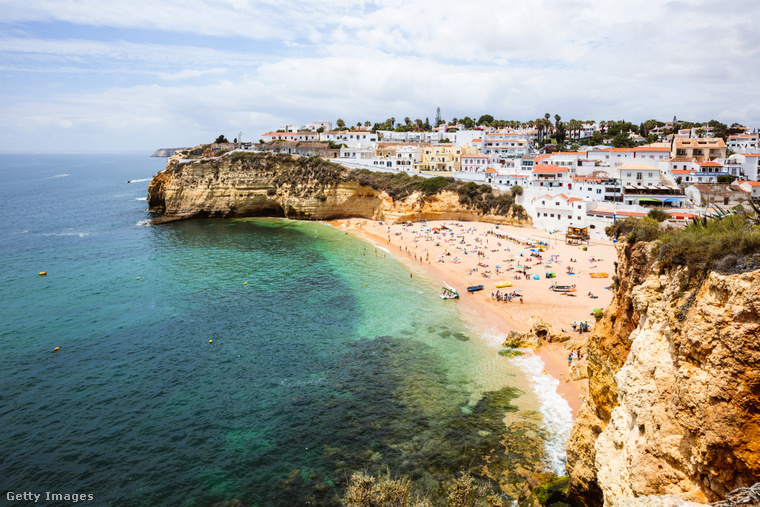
<box><xmin>136</xmin><ymin>220</ymin><xmax>151</xmax><ymax>226</ymax></box>
<box><xmin>126</xmin><ymin>178</ymin><xmax>151</xmax><ymax>183</ymax></box>
<box><xmin>370</xmin><ymin>242</ymin><xmax>391</xmax><ymax>254</ymax></box>
<box><xmin>41</xmin><ymin>232</ymin><xmax>92</xmax><ymax>238</ymax></box>
<box><xmin>49</xmin><ymin>173</ymin><xmax>70</xmax><ymax>178</ymax></box>
<box><xmin>134</xmin><ymin>197</ymin><xmax>148</xmax><ymax>201</ymax></box>
<box><xmin>509</xmin><ymin>352</ymin><xmax>573</xmax><ymax>475</ymax></box>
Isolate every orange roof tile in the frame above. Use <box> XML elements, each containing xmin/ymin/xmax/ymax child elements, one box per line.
<box><xmin>533</xmin><ymin>164</ymin><xmax>569</xmax><ymax>173</ymax></box>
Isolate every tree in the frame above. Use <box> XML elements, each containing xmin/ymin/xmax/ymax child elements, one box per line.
<box><xmin>424</xmin><ymin>117</ymin><xmax>431</xmax><ymax>130</ymax></box>
<box><xmin>356</xmin><ymin>122</ymin><xmax>362</xmax><ymax>127</ymax></box>
<box><xmin>647</xmin><ymin>209</ymin><xmax>670</xmax><ymax>222</ymax></box>
<box><xmin>478</xmin><ymin>114</ymin><xmax>494</xmax><ymax>125</ymax></box>
<box><xmin>214</xmin><ymin>135</ymin><xmax>229</xmax><ymax>143</ymax></box>
<box><xmin>591</xmin><ymin>131</ymin><xmax>604</xmax><ymax>145</ymax></box>
<box><xmin>612</xmin><ymin>131</ymin><xmax>635</xmax><ymax>148</ymax></box>
<box><xmin>510</xmin><ymin>184</ymin><xmax>524</xmax><ymax>196</ymax></box>
<box><xmin>364</xmin><ymin>121</ymin><xmax>371</xmax><ymax>127</ymax></box>
<box><xmin>390</xmin><ymin>117</ymin><xmax>396</xmax><ymax>128</ymax></box>
<box><xmin>316</xmin><ymin>126</ymin><xmax>325</xmax><ymax>133</ymax></box>
<box><xmin>555</xmin><ymin>122</ymin><xmax>567</xmax><ymax>144</ymax></box>
<box><xmin>435</xmin><ymin>107</ymin><xmax>442</xmax><ymax>126</ymax></box>
<box><xmin>336</xmin><ymin>118</ymin><xmax>345</xmax><ymax>129</ymax></box>
<box><xmin>404</xmin><ymin>116</ymin><xmax>411</xmax><ymax>126</ymax></box>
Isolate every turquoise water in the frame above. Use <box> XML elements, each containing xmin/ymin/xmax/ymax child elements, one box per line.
<box><xmin>0</xmin><ymin>155</ymin><xmax>551</xmax><ymax>506</ymax></box>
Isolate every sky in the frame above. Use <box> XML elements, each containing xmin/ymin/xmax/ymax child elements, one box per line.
<box><xmin>1</xmin><ymin>0</ymin><xmax>758</xmax><ymax>153</ymax></box>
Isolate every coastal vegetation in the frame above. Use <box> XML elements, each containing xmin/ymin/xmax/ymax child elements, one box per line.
<box><xmin>605</xmin><ymin>206</ymin><xmax>760</xmax><ymax>273</ymax></box>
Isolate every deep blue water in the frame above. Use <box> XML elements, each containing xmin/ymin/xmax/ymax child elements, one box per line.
<box><xmin>0</xmin><ymin>155</ymin><xmax>546</xmax><ymax>506</ymax></box>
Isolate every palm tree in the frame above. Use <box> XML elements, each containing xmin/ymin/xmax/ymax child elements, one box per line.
<box><xmin>404</xmin><ymin>117</ymin><xmax>411</xmax><ymax>126</ymax></box>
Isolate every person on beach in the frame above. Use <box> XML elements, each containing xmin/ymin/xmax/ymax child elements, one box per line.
<box><xmin>568</xmin><ymin>354</ymin><xmax>573</xmax><ymax>367</ymax></box>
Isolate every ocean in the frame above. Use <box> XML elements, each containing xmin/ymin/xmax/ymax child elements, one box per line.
<box><xmin>0</xmin><ymin>155</ymin><xmax>571</xmax><ymax>506</ymax></box>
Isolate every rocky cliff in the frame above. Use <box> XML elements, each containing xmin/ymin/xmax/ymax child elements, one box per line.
<box><xmin>151</xmin><ymin>147</ymin><xmax>187</xmax><ymax>157</ymax></box>
<box><xmin>567</xmin><ymin>240</ymin><xmax>760</xmax><ymax>506</ymax></box>
<box><xmin>147</xmin><ymin>151</ymin><xmax>530</xmax><ymax>226</ymax></box>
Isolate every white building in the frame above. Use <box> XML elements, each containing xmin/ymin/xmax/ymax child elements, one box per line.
<box><xmin>531</xmin><ymin>165</ymin><xmax>571</xmax><ymax>189</ymax></box>
<box><xmin>480</xmin><ymin>131</ymin><xmax>533</xmax><ymax>161</ymax></box>
<box><xmin>728</xmin><ymin>134</ymin><xmax>759</xmax><ymax>153</ymax></box>
<box><xmin>739</xmin><ymin>181</ymin><xmax>760</xmax><ymax>201</ymax></box>
<box><xmin>261</xmin><ymin>131</ymin><xmax>320</xmax><ymax>142</ymax></box>
<box><xmin>320</xmin><ymin>130</ymin><xmax>378</xmax><ymax>148</ymax></box>
<box><xmin>460</xmin><ymin>154</ymin><xmax>491</xmax><ymax>173</ymax></box>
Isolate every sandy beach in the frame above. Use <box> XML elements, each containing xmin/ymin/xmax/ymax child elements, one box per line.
<box><xmin>329</xmin><ymin>218</ymin><xmax>617</xmax><ymax>419</ymax></box>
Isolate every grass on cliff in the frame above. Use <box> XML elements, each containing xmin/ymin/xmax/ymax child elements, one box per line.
<box><xmin>606</xmin><ymin>213</ymin><xmax>760</xmax><ymax>273</ymax></box>
<box><xmin>348</xmin><ymin>170</ymin><xmax>526</xmax><ymax>218</ymax></box>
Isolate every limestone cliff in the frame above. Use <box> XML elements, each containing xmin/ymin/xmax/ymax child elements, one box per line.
<box><xmin>567</xmin><ymin>240</ymin><xmax>760</xmax><ymax>506</ymax></box>
<box><xmin>147</xmin><ymin>151</ymin><xmax>530</xmax><ymax>226</ymax></box>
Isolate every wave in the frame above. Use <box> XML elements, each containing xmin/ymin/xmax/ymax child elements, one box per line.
<box><xmin>136</xmin><ymin>220</ymin><xmax>151</xmax><ymax>226</ymax></box>
<box><xmin>509</xmin><ymin>352</ymin><xmax>573</xmax><ymax>475</ymax></box>
<box><xmin>135</xmin><ymin>197</ymin><xmax>148</xmax><ymax>201</ymax></box>
<box><xmin>126</xmin><ymin>178</ymin><xmax>151</xmax><ymax>183</ymax></box>
<box><xmin>370</xmin><ymin>242</ymin><xmax>391</xmax><ymax>254</ymax></box>
<box><xmin>49</xmin><ymin>173</ymin><xmax>70</xmax><ymax>178</ymax></box>
<box><xmin>13</xmin><ymin>230</ymin><xmax>29</xmax><ymax>235</ymax></box>
<box><xmin>41</xmin><ymin>232</ymin><xmax>92</xmax><ymax>238</ymax></box>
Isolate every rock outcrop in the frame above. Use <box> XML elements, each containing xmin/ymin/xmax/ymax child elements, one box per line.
<box><xmin>151</xmin><ymin>147</ymin><xmax>187</xmax><ymax>157</ymax></box>
<box><xmin>566</xmin><ymin>240</ymin><xmax>760</xmax><ymax>506</ymax></box>
<box><xmin>147</xmin><ymin>151</ymin><xmax>531</xmax><ymax>226</ymax></box>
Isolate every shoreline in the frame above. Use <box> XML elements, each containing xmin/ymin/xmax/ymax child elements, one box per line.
<box><xmin>329</xmin><ymin>218</ymin><xmax>617</xmax><ymax>419</ymax></box>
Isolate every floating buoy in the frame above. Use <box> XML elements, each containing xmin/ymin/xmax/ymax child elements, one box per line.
<box><xmin>244</xmin><ymin>282</ymin><xmax>247</xmax><ymax>285</ymax></box>
<box><xmin>39</xmin><ymin>272</ymin><xmax>47</xmax><ymax>276</ymax></box>
<box><xmin>54</xmin><ymin>347</ymin><xmax>59</xmax><ymax>351</ymax></box>
<box><xmin>136</xmin><ymin>277</ymin><xmax>140</xmax><ymax>280</ymax></box>
<box><xmin>209</xmin><ymin>340</ymin><xmax>213</xmax><ymax>344</ymax></box>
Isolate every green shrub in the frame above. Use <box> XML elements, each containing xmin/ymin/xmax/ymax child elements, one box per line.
<box><xmin>647</xmin><ymin>208</ymin><xmax>670</xmax><ymax>222</ymax></box>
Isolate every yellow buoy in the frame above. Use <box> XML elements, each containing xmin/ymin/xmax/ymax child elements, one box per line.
<box><xmin>54</xmin><ymin>347</ymin><xmax>59</xmax><ymax>351</ymax></box>
<box><xmin>209</xmin><ymin>340</ymin><xmax>213</xmax><ymax>344</ymax></box>
<box><xmin>136</xmin><ymin>277</ymin><xmax>141</xmax><ymax>280</ymax></box>
<box><xmin>244</xmin><ymin>282</ymin><xmax>248</xmax><ymax>285</ymax></box>
<box><xmin>39</xmin><ymin>272</ymin><xmax>47</xmax><ymax>276</ymax></box>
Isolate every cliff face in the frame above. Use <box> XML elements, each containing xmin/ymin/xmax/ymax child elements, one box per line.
<box><xmin>147</xmin><ymin>152</ymin><xmax>530</xmax><ymax>226</ymax></box>
<box><xmin>567</xmin><ymin>241</ymin><xmax>760</xmax><ymax>506</ymax></box>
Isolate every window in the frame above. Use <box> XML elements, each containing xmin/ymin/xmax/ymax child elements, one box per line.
<box><xmin>544</xmin><ymin>213</ymin><xmax>548</xmax><ymax>217</ymax></box>
<box><xmin>550</xmin><ymin>214</ymin><xmax>554</xmax><ymax>218</ymax></box>
<box><xmin>577</xmin><ymin>216</ymin><xmax>581</xmax><ymax>220</ymax></box>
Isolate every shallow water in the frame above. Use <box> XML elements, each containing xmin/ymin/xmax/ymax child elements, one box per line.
<box><xmin>0</xmin><ymin>155</ymin><xmax>567</xmax><ymax>505</ymax></box>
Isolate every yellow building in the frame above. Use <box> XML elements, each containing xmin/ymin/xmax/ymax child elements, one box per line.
<box><xmin>672</xmin><ymin>138</ymin><xmax>726</xmax><ymax>161</ymax></box>
<box><xmin>416</xmin><ymin>145</ymin><xmax>479</xmax><ymax>174</ymax></box>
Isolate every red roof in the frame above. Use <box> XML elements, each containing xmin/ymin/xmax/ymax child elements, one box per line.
<box><xmin>671</xmin><ymin>170</ymin><xmax>691</xmax><ymax>175</ymax></box>
<box><xmin>485</xmin><ymin>168</ymin><xmax>498</xmax><ymax>173</ymax></box>
<box><xmin>742</xmin><ymin>181</ymin><xmax>760</xmax><ymax>187</ymax></box>
<box><xmin>696</xmin><ymin>161</ymin><xmax>722</xmax><ymax>167</ymax></box>
<box><xmin>533</xmin><ymin>164</ymin><xmax>569</xmax><ymax>174</ymax></box>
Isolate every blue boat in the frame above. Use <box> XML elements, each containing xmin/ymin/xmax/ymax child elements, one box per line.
<box><xmin>466</xmin><ymin>285</ymin><xmax>484</xmax><ymax>293</ymax></box>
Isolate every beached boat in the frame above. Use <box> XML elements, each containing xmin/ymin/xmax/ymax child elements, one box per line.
<box><xmin>589</xmin><ymin>272</ymin><xmax>608</xmax><ymax>278</ymax></box>
<box><xmin>440</xmin><ymin>286</ymin><xmax>459</xmax><ymax>299</ymax></box>
<box><xmin>550</xmin><ymin>284</ymin><xmax>577</xmax><ymax>292</ymax></box>
<box><xmin>495</xmin><ymin>281</ymin><xmax>513</xmax><ymax>288</ymax></box>
<box><xmin>466</xmin><ymin>285</ymin><xmax>484</xmax><ymax>293</ymax></box>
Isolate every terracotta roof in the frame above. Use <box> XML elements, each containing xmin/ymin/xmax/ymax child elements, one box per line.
<box><xmin>742</xmin><ymin>181</ymin><xmax>760</xmax><ymax>186</ymax></box>
<box><xmin>572</xmin><ymin>177</ymin><xmax>603</xmax><ymax>182</ymax></box>
<box><xmin>695</xmin><ymin>161</ymin><xmax>722</xmax><ymax>167</ymax></box>
<box><xmin>671</xmin><ymin>170</ymin><xmax>691</xmax><ymax>175</ymax></box>
<box><xmin>741</xmin><ymin>153</ymin><xmax>760</xmax><ymax>157</ymax></box>
<box><xmin>568</xmin><ymin>197</ymin><xmax>583</xmax><ymax>202</ymax></box>
<box><xmin>485</xmin><ymin>168</ymin><xmax>498</xmax><ymax>173</ymax></box>
<box><xmin>533</xmin><ymin>164</ymin><xmax>569</xmax><ymax>174</ymax></box>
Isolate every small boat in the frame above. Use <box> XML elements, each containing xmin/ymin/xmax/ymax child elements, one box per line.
<box><xmin>440</xmin><ymin>285</ymin><xmax>459</xmax><ymax>299</ymax></box>
<box><xmin>550</xmin><ymin>284</ymin><xmax>577</xmax><ymax>292</ymax></box>
<box><xmin>495</xmin><ymin>281</ymin><xmax>513</xmax><ymax>288</ymax></box>
<box><xmin>589</xmin><ymin>272</ymin><xmax>609</xmax><ymax>278</ymax></box>
<box><xmin>467</xmin><ymin>285</ymin><xmax>484</xmax><ymax>293</ymax></box>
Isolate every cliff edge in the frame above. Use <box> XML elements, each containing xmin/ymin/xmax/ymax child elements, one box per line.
<box><xmin>567</xmin><ymin>239</ymin><xmax>760</xmax><ymax>506</ymax></box>
<box><xmin>147</xmin><ymin>150</ymin><xmax>530</xmax><ymax>226</ymax></box>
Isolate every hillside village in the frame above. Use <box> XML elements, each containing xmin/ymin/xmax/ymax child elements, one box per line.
<box><xmin>223</xmin><ymin>117</ymin><xmax>759</xmax><ymax>240</ymax></box>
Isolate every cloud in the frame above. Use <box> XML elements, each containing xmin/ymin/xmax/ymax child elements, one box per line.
<box><xmin>0</xmin><ymin>0</ymin><xmax>759</xmax><ymax>152</ymax></box>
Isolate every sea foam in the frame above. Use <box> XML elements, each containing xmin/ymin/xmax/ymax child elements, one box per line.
<box><xmin>509</xmin><ymin>352</ymin><xmax>573</xmax><ymax>475</ymax></box>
